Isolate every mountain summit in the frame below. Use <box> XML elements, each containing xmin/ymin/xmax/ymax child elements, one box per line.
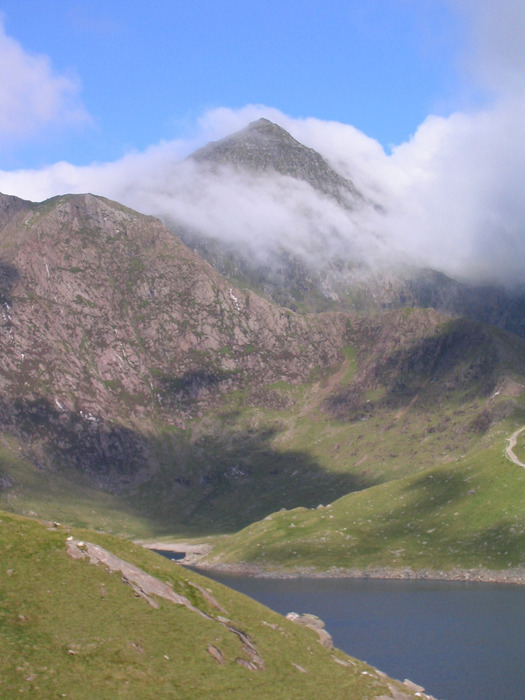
<box><xmin>190</xmin><ymin>118</ymin><xmax>361</xmax><ymax>204</ymax></box>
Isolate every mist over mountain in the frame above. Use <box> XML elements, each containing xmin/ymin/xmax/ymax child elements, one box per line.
<box><xmin>140</xmin><ymin>117</ymin><xmax>525</xmax><ymax>333</ymax></box>
<box><xmin>142</xmin><ymin>118</ymin><xmax>389</xmax><ymax>290</ymax></box>
<box><xmin>2</xmin><ymin>91</ymin><xmax>525</xmax><ymax>299</ymax></box>
<box><xmin>159</xmin><ymin>118</ymin><xmax>382</xmax><ymax>311</ymax></box>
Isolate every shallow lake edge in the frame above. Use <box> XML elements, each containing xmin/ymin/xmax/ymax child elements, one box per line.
<box><xmin>186</xmin><ymin>561</ymin><xmax>525</xmax><ymax>585</ymax></box>
<box><xmin>140</xmin><ymin>542</ymin><xmax>525</xmax><ymax>585</ymax></box>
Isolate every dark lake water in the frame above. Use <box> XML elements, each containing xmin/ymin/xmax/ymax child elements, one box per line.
<box><xmin>188</xmin><ymin>567</ymin><xmax>524</xmax><ymax>700</ymax></box>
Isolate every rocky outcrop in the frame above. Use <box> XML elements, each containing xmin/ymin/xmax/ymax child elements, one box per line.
<box><xmin>285</xmin><ymin>612</ymin><xmax>334</xmax><ymax>650</ymax></box>
<box><xmin>66</xmin><ymin>537</ymin><xmax>265</xmax><ymax>670</ymax></box>
<box><xmin>67</xmin><ymin>538</ymin><xmax>206</xmax><ymax>611</ymax></box>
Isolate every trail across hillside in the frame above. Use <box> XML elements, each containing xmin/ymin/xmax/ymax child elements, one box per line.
<box><xmin>505</xmin><ymin>426</ymin><xmax>525</xmax><ymax>468</ymax></box>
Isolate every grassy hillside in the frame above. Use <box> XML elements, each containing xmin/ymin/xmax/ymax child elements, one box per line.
<box><xmin>128</xmin><ymin>312</ymin><xmax>525</xmax><ymax>538</ymax></box>
<box><xmin>3</xmin><ymin>391</ymin><xmax>522</xmax><ymax>578</ymax></box>
<box><xmin>199</xmin><ymin>421</ymin><xmax>525</xmax><ymax>575</ymax></box>
<box><xmin>0</xmin><ymin>511</ymin><xmax>424</xmax><ymax>699</ymax></box>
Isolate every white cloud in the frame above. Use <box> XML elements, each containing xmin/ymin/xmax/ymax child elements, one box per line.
<box><xmin>383</xmin><ymin>100</ymin><xmax>525</xmax><ymax>282</ymax></box>
<box><xmin>0</xmin><ymin>19</ymin><xmax>90</xmax><ymax>142</ymax></box>
<box><xmin>175</xmin><ymin>101</ymin><xmax>525</xmax><ymax>285</ymax></box>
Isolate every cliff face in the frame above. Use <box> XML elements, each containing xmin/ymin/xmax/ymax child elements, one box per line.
<box><xmin>0</xmin><ymin>192</ymin><xmax>347</xmax><ymax>488</ymax></box>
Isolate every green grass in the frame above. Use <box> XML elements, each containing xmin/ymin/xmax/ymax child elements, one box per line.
<box><xmin>0</xmin><ymin>511</ymin><xmax>420</xmax><ymax>699</ymax></box>
<box><xmin>4</xmin><ymin>400</ymin><xmax>522</xmax><ymax>577</ymax></box>
<box><xmin>1</xmin><ymin>367</ymin><xmax>521</xmax><ymax>545</ymax></box>
<box><xmin>2</xmin><ymin>305</ymin><xmax>524</xmax><ymax>582</ymax></box>
<box><xmin>340</xmin><ymin>345</ymin><xmax>358</xmax><ymax>384</ymax></box>
<box><xmin>202</xmin><ymin>427</ymin><xmax>525</xmax><ymax>573</ymax></box>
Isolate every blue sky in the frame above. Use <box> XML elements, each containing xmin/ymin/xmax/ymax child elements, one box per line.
<box><xmin>0</xmin><ymin>0</ymin><xmax>471</xmax><ymax>168</ymax></box>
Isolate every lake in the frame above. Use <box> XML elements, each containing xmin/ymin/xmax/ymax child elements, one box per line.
<box><xmin>187</xmin><ymin>567</ymin><xmax>524</xmax><ymax>700</ymax></box>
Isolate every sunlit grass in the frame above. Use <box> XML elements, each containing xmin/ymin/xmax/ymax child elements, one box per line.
<box><xmin>0</xmin><ymin>511</ymin><xmax>415</xmax><ymax>699</ymax></box>
<box><xmin>204</xmin><ymin>430</ymin><xmax>525</xmax><ymax>573</ymax></box>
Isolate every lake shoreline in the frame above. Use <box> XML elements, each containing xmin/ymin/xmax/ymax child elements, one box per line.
<box><xmin>140</xmin><ymin>542</ymin><xmax>525</xmax><ymax>585</ymax></box>
<box><xmin>186</xmin><ymin>561</ymin><xmax>525</xmax><ymax>585</ymax></box>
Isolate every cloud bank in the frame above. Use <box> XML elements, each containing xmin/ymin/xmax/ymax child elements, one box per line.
<box><xmin>0</xmin><ymin>0</ymin><xmax>524</xmax><ymax>287</ymax></box>
<box><xmin>0</xmin><ymin>19</ymin><xmax>89</xmax><ymax>143</ymax></box>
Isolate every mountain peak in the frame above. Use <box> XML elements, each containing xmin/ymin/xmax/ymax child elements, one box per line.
<box><xmin>192</xmin><ymin>118</ymin><xmax>302</xmax><ymax>158</ymax></box>
<box><xmin>190</xmin><ymin>118</ymin><xmax>361</xmax><ymax>203</ymax></box>
<box><xmin>245</xmin><ymin>116</ymin><xmax>283</xmax><ymax>131</ymax></box>
<box><xmin>242</xmin><ymin>117</ymin><xmax>300</xmax><ymax>141</ymax></box>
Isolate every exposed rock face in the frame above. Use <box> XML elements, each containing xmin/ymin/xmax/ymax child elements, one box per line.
<box><xmin>325</xmin><ymin>309</ymin><xmax>520</xmax><ymax>421</ymax></box>
<box><xmin>378</xmin><ymin>267</ymin><xmax>525</xmax><ymax>339</ymax></box>
<box><xmin>0</xmin><ymin>192</ymin><xmax>347</xmax><ymax>487</ymax></box>
<box><xmin>66</xmin><ymin>538</ymin><xmax>205</xmax><ymax>611</ymax></box>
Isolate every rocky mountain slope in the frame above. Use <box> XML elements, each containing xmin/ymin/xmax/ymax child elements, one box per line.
<box><xmin>191</xmin><ymin>117</ymin><xmax>362</xmax><ymax>204</ymax></box>
<box><xmin>0</xmin><ymin>191</ymin><xmax>348</xmax><ymax>492</ymax></box>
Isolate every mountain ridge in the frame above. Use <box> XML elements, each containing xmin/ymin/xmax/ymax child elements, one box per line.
<box><xmin>0</xmin><ymin>191</ymin><xmax>355</xmax><ymax>511</ymax></box>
